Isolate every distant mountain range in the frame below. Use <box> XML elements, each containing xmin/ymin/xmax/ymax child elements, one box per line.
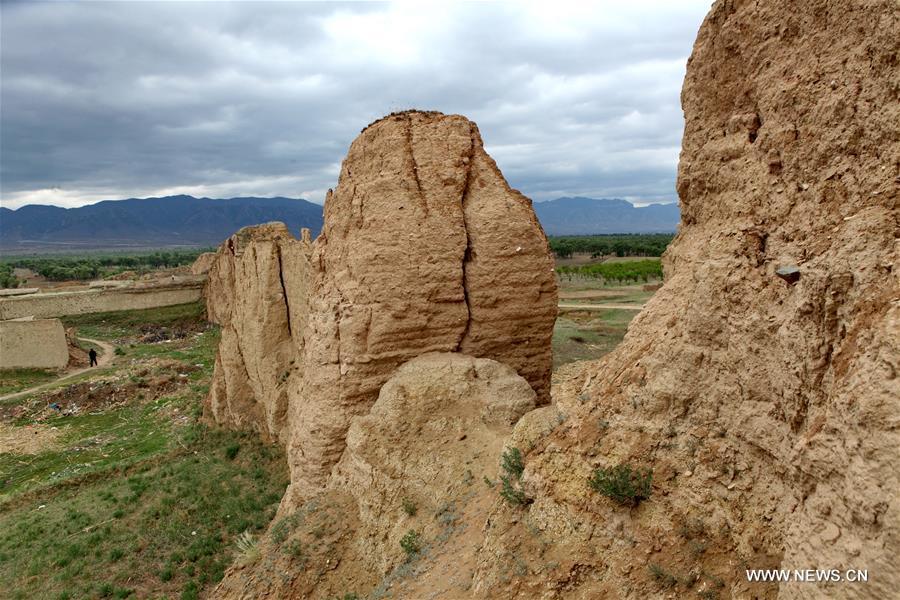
<box><xmin>0</xmin><ymin>195</ymin><xmax>679</xmax><ymax>253</ymax></box>
<box><xmin>532</xmin><ymin>197</ymin><xmax>679</xmax><ymax>235</ymax></box>
<box><xmin>0</xmin><ymin>195</ymin><xmax>324</xmax><ymax>252</ymax></box>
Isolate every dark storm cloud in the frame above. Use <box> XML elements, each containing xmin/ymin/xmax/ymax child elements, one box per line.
<box><xmin>0</xmin><ymin>1</ymin><xmax>711</xmax><ymax>209</ymax></box>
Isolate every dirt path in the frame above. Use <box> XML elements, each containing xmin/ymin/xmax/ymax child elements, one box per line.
<box><xmin>558</xmin><ymin>302</ymin><xmax>645</xmax><ymax>311</ymax></box>
<box><xmin>0</xmin><ymin>337</ymin><xmax>115</xmax><ymax>404</ymax></box>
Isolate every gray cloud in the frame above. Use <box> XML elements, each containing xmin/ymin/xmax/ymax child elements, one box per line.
<box><xmin>0</xmin><ymin>1</ymin><xmax>711</xmax><ymax>209</ymax></box>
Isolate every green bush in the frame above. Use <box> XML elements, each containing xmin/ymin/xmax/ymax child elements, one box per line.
<box><xmin>401</xmin><ymin>498</ymin><xmax>417</xmax><ymax>517</ymax></box>
<box><xmin>501</xmin><ymin>447</ymin><xmax>525</xmax><ymax>478</ymax></box>
<box><xmin>589</xmin><ymin>464</ymin><xmax>652</xmax><ymax>506</ymax></box>
<box><xmin>549</xmin><ymin>234</ymin><xmax>673</xmax><ymax>258</ymax></box>
<box><xmin>499</xmin><ymin>447</ymin><xmax>529</xmax><ymax>507</ymax></box>
<box><xmin>500</xmin><ymin>477</ymin><xmax>527</xmax><ymax>506</ymax></box>
<box><xmin>399</xmin><ymin>530</ymin><xmax>421</xmax><ymax>558</ymax></box>
<box><xmin>224</xmin><ymin>443</ymin><xmax>240</xmax><ymax>460</ymax></box>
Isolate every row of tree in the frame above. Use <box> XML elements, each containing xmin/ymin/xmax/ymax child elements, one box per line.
<box><xmin>549</xmin><ymin>234</ymin><xmax>674</xmax><ymax>258</ymax></box>
<box><xmin>2</xmin><ymin>249</ymin><xmax>210</xmax><ymax>282</ymax></box>
<box><xmin>0</xmin><ymin>263</ymin><xmax>21</xmax><ymax>288</ymax></box>
<box><xmin>557</xmin><ymin>259</ymin><xmax>663</xmax><ymax>283</ymax></box>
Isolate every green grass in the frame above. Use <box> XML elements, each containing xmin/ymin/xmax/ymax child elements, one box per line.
<box><xmin>0</xmin><ymin>368</ymin><xmax>59</xmax><ymax>395</ymax></box>
<box><xmin>63</xmin><ymin>302</ymin><xmax>206</xmax><ymax>340</ymax></box>
<box><xmin>0</xmin><ymin>303</ymin><xmax>287</xmax><ymax>600</ymax></box>
<box><xmin>552</xmin><ymin>310</ymin><xmax>636</xmax><ymax>369</ymax></box>
<box><xmin>0</xmin><ymin>426</ymin><xmax>287</xmax><ymax>599</ymax></box>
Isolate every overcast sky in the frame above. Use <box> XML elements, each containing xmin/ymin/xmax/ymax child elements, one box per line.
<box><xmin>0</xmin><ymin>1</ymin><xmax>711</xmax><ymax>210</ymax></box>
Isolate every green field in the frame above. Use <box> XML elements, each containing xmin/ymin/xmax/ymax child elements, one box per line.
<box><xmin>0</xmin><ymin>302</ymin><xmax>288</xmax><ymax>600</ymax></box>
<box><xmin>557</xmin><ymin>258</ymin><xmax>663</xmax><ymax>283</ymax></box>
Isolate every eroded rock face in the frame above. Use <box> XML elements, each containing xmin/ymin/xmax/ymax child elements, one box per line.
<box><xmin>472</xmin><ymin>1</ymin><xmax>900</xmax><ymax>598</ymax></box>
<box><xmin>204</xmin><ymin>222</ymin><xmax>312</xmax><ymax>444</ymax></box>
<box><xmin>190</xmin><ymin>251</ymin><xmax>217</xmax><ymax>275</ymax></box>
<box><xmin>330</xmin><ymin>352</ymin><xmax>536</xmax><ymax>574</ymax></box>
<box><xmin>284</xmin><ymin>111</ymin><xmax>557</xmax><ymax>495</ymax></box>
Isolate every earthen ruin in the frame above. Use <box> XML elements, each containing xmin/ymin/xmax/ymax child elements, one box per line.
<box><xmin>206</xmin><ymin>1</ymin><xmax>899</xmax><ymax>597</ymax></box>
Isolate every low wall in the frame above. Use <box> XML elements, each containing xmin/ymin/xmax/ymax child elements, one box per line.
<box><xmin>0</xmin><ymin>283</ymin><xmax>203</xmax><ymax>320</ymax></box>
<box><xmin>0</xmin><ymin>319</ymin><xmax>68</xmax><ymax>369</ymax></box>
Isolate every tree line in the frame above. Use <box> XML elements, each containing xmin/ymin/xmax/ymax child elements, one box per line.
<box><xmin>549</xmin><ymin>234</ymin><xmax>674</xmax><ymax>258</ymax></box>
<box><xmin>557</xmin><ymin>259</ymin><xmax>663</xmax><ymax>283</ymax></box>
<box><xmin>1</xmin><ymin>249</ymin><xmax>210</xmax><ymax>283</ymax></box>
<box><xmin>0</xmin><ymin>263</ymin><xmax>21</xmax><ymax>288</ymax></box>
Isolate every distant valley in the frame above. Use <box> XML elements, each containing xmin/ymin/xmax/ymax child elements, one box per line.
<box><xmin>0</xmin><ymin>195</ymin><xmax>679</xmax><ymax>253</ymax></box>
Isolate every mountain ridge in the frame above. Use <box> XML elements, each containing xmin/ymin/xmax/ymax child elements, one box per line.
<box><xmin>0</xmin><ymin>195</ymin><xmax>680</xmax><ymax>252</ymax></box>
<box><xmin>0</xmin><ymin>195</ymin><xmax>325</xmax><ymax>252</ymax></box>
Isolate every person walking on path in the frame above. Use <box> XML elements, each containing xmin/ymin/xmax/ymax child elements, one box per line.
<box><xmin>89</xmin><ymin>348</ymin><xmax>98</xmax><ymax>367</ymax></box>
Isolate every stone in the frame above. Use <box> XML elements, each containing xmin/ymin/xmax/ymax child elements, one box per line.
<box><xmin>775</xmin><ymin>265</ymin><xmax>801</xmax><ymax>284</ymax></box>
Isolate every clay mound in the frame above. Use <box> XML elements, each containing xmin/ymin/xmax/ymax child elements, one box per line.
<box><xmin>285</xmin><ymin>110</ymin><xmax>557</xmax><ymax>494</ymax></box>
<box><xmin>204</xmin><ymin>222</ymin><xmax>312</xmax><ymax>444</ymax></box>
<box><xmin>331</xmin><ymin>353</ymin><xmax>536</xmax><ymax>574</ymax></box>
<box><xmin>470</xmin><ymin>1</ymin><xmax>900</xmax><ymax>598</ymax></box>
<box><xmin>215</xmin><ymin>353</ymin><xmax>537</xmax><ymax>598</ymax></box>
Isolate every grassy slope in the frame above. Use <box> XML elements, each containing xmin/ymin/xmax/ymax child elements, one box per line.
<box><xmin>0</xmin><ymin>368</ymin><xmax>59</xmax><ymax>396</ymax></box>
<box><xmin>0</xmin><ymin>302</ymin><xmax>288</xmax><ymax>600</ymax></box>
<box><xmin>62</xmin><ymin>303</ymin><xmax>206</xmax><ymax>341</ymax></box>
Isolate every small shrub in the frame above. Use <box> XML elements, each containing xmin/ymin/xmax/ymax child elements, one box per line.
<box><xmin>649</xmin><ymin>563</ymin><xmax>677</xmax><ymax>588</ymax></box>
<box><xmin>501</xmin><ymin>447</ymin><xmax>525</xmax><ymax>478</ymax></box>
<box><xmin>483</xmin><ymin>476</ymin><xmax>494</xmax><ymax>488</ymax></box>
<box><xmin>401</xmin><ymin>498</ymin><xmax>417</xmax><ymax>517</ymax></box>
<box><xmin>224</xmin><ymin>443</ymin><xmax>240</xmax><ymax>460</ymax></box>
<box><xmin>114</xmin><ymin>347</ymin><xmax>126</xmax><ymax>356</ymax></box>
<box><xmin>399</xmin><ymin>530</ymin><xmax>421</xmax><ymax>558</ymax></box>
<box><xmin>159</xmin><ymin>566</ymin><xmax>174</xmax><ymax>582</ymax></box>
<box><xmin>462</xmin><ymin>469</ymin><xmax>474</xmax><ymax>485</ymax></box>
<box><xmin>180</xmin><ymin>580</ymin><xmax>199</xmax><ymax>600</ymax></box>
<box><xmin>500</xmin><ymin>476</ymin><xmax>528</xmax><ymax>506</ymax></box>
<box><xmin>235</xmin><ymin>531</ymin><xmax>259</xmax><ymax>566</ymax></box>
<box><xmin>678</xmin><ymin>517</ymin><xmax>706</xmax><ymax>539</ymax></box>
<box><xmin>689</xmin><ymin>540</ymin><xmax>708</xmax><ymax>556</ymax></box>
<box><xmin>269</xmin><ymin>514</ymin><xmax>299</xmax><ymax>545</ymax></box>
<box><xmin>589</xmin><ymin>464</ymin><xmax>652</xmax><ymax>506</ymax></box>
<box><xmin>498</xmin><ymin>447</ymin><xmax>529</xmax><ymax>507</ymax></box>
<box><xmin>283</xmin><ymin>539</ymin><xmax>303</xmax><ymax>559</ymax></box>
